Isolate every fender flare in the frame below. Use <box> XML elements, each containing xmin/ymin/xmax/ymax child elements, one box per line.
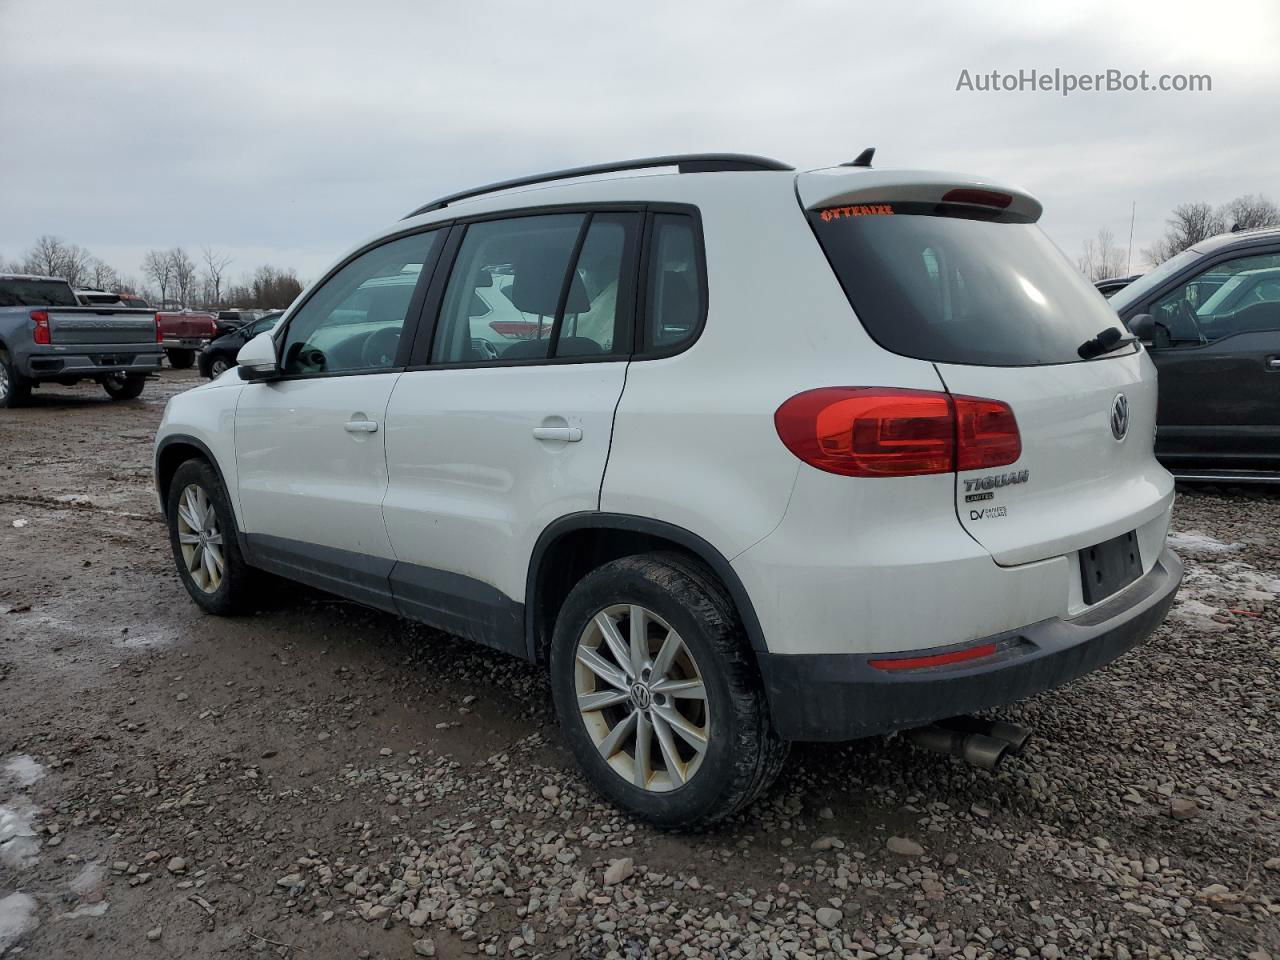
<box><xmin>524</xmin><ymin>512</ymin><xmax>769</xmax><ymax>661</ymax></box>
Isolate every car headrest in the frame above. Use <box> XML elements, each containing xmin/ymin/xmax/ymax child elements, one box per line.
<box><xmin>510</xmin><ymin>250</ymin><xmax>590</xmax><ymax>316</ymax></box>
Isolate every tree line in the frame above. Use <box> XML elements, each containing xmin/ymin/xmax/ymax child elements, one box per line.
<box><xmin>1</xmin><ymin>235</ymin><xmax>303</xmax><ymax>310</ymax></box>
<box><xmin>1078</xmin><ymin>193</ymin><xmax>1279</xmax><ymax>282</ymax></box>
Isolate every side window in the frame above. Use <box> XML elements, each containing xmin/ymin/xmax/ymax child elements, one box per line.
<box><xmin>1150</xmin><ymin>252</ymin><xmax>1280</xmax><ymax>346</ymax></box>
<box><xmin>644</xmin><ymin>214</ymin><xmax>704</xmax><ymax>352</ymax></box>
<box><xmin>280</xmin><ymin>231</ymin><xmax>437</xmax><ymax>375</ymax></box>
<box><xmin>430</xmin><ymin>213</ymin><xmax>637</xmax><ymax>364</ymax></box>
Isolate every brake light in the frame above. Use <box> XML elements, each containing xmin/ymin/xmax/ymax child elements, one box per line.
<box><xmin>489</xmin><ymin>321</ymin><xmax>547</xmax><ymax>340</ymax></box>
<box><xmin>869</xmin><ymin>642</ymin><xmax>998</xmax><ymax>672</ymax></box>
<box><xmin>155</xmin><ymin>312</ymin><xmax>164</xmax><ymax>342</ymax></box>
<box><xmin>941</xmin><ymin>188</ymin><xmax>1013</xmax><ymax>209</ymax></box>
<box><xmin>30</xmin><ymin>310</ymin><xmax>50</xmax><ymax>345</ymax></box>
<box><xmin>773</xmin><ymin>388</ymin><xmax>1020</xmax><ymax>478</ymax></box>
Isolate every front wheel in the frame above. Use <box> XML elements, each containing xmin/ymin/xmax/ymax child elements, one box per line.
<box><xmin>549</xmin><ymin>553</ymin><xmax>787</xmax><ymax>828</ymax></box>
<box><xmin>102</xmin><ymin>373</ymin><xmax>146</xmax><ymax>400</ymax></box>
<box><xmin>166</xmin><ymin>459</ymin><xmax>252</xmax><ymax>614</ymax></box>
<box><xmin>208</xmin><ymin>357</ymin><xmax>231</xmax><ymax>379</ymax></box>
<box><xmin>166</xmin><ymin>349</ymin><xmax>195</xmax><ymax>369</ymax></box>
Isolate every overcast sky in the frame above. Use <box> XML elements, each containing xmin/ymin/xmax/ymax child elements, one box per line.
<box><xmin>1</xmin><ymin>0</ymin><xmax>1277</xmax><ymax>290</ymax></box>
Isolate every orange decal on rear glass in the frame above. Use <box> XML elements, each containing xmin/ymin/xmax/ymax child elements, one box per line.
<box><xmin>818</xmin><ymin>204</ymin><xmax>894</xmax><ymax>222</ymax></box>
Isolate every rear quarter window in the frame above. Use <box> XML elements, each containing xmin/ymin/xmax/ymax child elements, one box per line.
<box><xmin>810</xmin><ymin>205</ymin><xmax>1130</xmax><ymax>366</ymax></box>
<box><xmin>0</xmin><ymin>279</ymin><xmax>78</xmax><ymax>307</ymax></box>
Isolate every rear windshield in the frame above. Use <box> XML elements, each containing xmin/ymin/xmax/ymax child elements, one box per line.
<box><xmin>810</xmin><ymin>205</ymin><xmax>1132</xmax><ymax>366</ymax></box>
<box><xmin>0</xmin><ymin>278</ymin><xmax>78</xmax><ymax>307</ymax></box>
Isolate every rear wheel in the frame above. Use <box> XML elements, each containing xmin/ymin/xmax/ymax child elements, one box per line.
<box><xmin>101</xmin><ymin>373</ymin><xmax>146</xmax><ymax>400</ymax></box>
<box><xmin>0</xmin><ymin>350</ymin><xmax>32</xmax><ymax>408</ymax></box>
<box><xmin>549</xmin><ymin>553</ymin><xmax>787</xmax><ymax>828</ymax></box>
<box><xmin>209</xmin><ymin>357</ymin><xmax>231</xmax><ymax>378</ymax></box>
<box><xmin>166</xmin><ymin>349</ymin><xmax>195</xmax><ymax>369</ymax></box>
<box><xmin>166</xmin><ymin>459</ymin><xmax>252</xmax><ymax>614</ymax></box>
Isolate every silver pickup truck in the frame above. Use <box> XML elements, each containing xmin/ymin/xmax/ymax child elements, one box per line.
<box><xmin>0</xmin><ymin>274</ymin><xmax>163</xmax><ymax>407</ymax></box>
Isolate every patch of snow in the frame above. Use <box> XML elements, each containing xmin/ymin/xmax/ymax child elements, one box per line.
<box><xmin>2</xmin><ymin>755</ymin><xmax>45</xmax><ymax>788</ymax></box>
<box><xmin>0</xmin><ymin>892</ymin><xmax>38</xmax><ymax>951</ymax></box>
<box><xmin>1167</xmin><ymin>530</ymin><xmax>1244</xmax><ymax>555</ymax></box>
<box><xmin>69</xmin><ymin>862</ymin><xmax>104</xmax><ymax>898</ymax></box>
<box><xmin>0</xmin><ymin>800</ymin><xmax>41</xmax><ymax>869</ymax></box>
<box><xmin>1168</xmin><ymin>598</ymin><xmax>1229</xmax><ymax>633</ymax></box>
<box><xmin>60</xmin><ymin>900</ymin><xmax>109</xmax><ymax>919</ymax></box>
<box><xmin>10</xmin><ymin>518</ymin><xmax>27</xmax><ymax>528</ymax></box>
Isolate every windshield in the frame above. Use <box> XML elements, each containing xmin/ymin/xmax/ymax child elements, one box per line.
<box><xmin>1109</xmin><ymin>248</ymin><xmax>1201</xmax><ymax>312</ymax></box>
<box><xmin>0</xmin><ymin>278</ymin><xmax>78</xmax><ymax>307</ymax></box>
<box><xmin>809</xmin><ymin>206</ymin><xmax>1130</xmax><ymax>366</ymax></box>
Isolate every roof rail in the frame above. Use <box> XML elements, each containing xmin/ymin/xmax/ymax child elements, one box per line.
<box><xmin>403</xmin><ymin>153</ymin><xmax>794</xmax><ymax>219</ymax></box>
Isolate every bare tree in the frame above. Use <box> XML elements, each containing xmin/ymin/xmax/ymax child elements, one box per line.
<box><xmin>1078</xmin><ymin>227</ymin><xmax>1129</xmax><ymax>282</ymax></box>
<box><xmin>168</xmin><ymin>248</ymin><xmax>197</xmax><ymax>307</ymax></box>
<box><xmin>1143</xmin><ymin>202</ymin><xmax>1226</xmax><ymax>266</ymax></box>
<box><xmin>88</xmin><ymin>258</ymin><xmax>118</xmax><ymax>290</ymax></box>
<box><xmin>22</xmin><ymin>235</ymin><xmax>69</xmax><ymax>277</ymax></box>
<box><xmin>143</xmin><ymin>249</ymin><xmax>174</xmax><ymax>305</ymax></box>
<box><xmin>201</xmin><ymin>246</ymin><xmax>232</xmax><ymax>308</ymax></box>
<box><xmin>1221</xmin><ymin>193</ymin><xmax>1280</xmax><ymax>232</ymax></box>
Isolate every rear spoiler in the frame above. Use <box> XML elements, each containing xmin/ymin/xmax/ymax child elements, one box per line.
<box><xmin>797</xmin><ymin>168</ymin><xmax>1042</xmax><ymax>223</ymax></box>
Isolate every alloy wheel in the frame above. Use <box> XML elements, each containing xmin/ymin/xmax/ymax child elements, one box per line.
<box><xmin>0</xmin><ymin>362</ymin><xmax>9</xmax><ymax>402</ymax></box>
<box><xmin>211</xmin><ymin>359</ymin><xmax>229</xmax><ymax>377</ymax></box>
<box><xmin>574</xmin><ymin>604</ymin><xmax>710</xmax><ymax>791</ymax></box>
<box><xmin>175</xmin><ymin>483</ymin><xmax>225</xmax><ymax>593</ymax></box>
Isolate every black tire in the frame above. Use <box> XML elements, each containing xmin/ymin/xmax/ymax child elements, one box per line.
<box><xmin>208</xmin><ymin>357</ymin><xmax>231</xmax><ymax>379</ymax></box>
<box><xmin>549</xmin><ymin>553</ymin><xmax>788</xmax><ymax>829</ymax></box>
<box><xmin>0</xmin><ymin>349</ymin><xmax>32</xmax><ymax>408</ymax></box>
<box><xmin>166</xmin><ymin>459</ymin><xmax>253</xmax><ymax>615</ymax></box>
<box><xmin>102</xmin><ymin>373</ymin><xmax>146</xmax><ymax>400</ymax></box>
<box><xmin>166</xmin><ymin>349</ymin><xmax>195</xmax><ymax>369</ymax></box>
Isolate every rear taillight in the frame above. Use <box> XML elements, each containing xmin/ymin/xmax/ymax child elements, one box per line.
<box><xmin>155</xmin><ymin>312</ymin><xmax>164</xmax><ymax>343</ymax></box>
<box><xmin>489</xmin><ymin>321</ymin><xmax>549</xmax><ymax>340</ymax></box>
<box><xmin>30</xmin><ymin>310</ymin><xmax>50</xmax><ymax>345</ymax></box>
<box><xmin>773</xmin><ymin>388</ymin><xmax>1020</xmax><ymax>478</ymax></box>
<box><xmin>869</xmin><ymin>642</ymin><xmax>999</xmax><ymax>672</ymax></box>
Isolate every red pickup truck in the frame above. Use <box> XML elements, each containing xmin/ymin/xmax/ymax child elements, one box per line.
<box><xmin>155</xmin><ymin>311</ymin><xmax>217</xmax><ymax>368</ymax></box>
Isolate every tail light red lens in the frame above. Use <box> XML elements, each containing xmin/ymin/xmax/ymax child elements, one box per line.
<box><xmin>489</xmin><ymin>321</ymin><xmax>547</xmax><ymax>340</ymax></box>
<box><xmin>774</xmin><ymin>388</ymin><xmax>1020</xmax><ymax>478</ymax></box>
<box><xmin>941</xmin><ymin>188</ymin><xmax>1014</xmax><ymax>209</ymax></box>
<box><xmin>30</xmin><ymin>310</ymin><xmax>51</xmax><ymax>345</ymax></box>
<box><xmin>869</xmin><ymin>642</ymin><xmax>999</xmax><ymax>672</ymax></box>
<box><xmin>155</xmin><ymin>312</ymin><xmax>164</xmax><ymax>342</ymax></box>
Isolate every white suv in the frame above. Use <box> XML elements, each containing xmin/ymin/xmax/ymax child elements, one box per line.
<box><xmin>154</xmin><ymin>153</ymin><xmax>1182</xmax><ymax>827</ymax></box>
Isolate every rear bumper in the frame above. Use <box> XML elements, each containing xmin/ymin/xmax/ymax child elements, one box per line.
<box><xmin>22</xmin><ymin>345</ymin><xmax>163</xmax><ymax>379</ymax></box>
<box><xmin>758</xmin><ymin>547</ymin><xmax>1182</xmax><ymax>741</ymax></box>
<box><xmin>161</xmin><ymin>337</ymin><xmax>207</xmax><ymax>350</ymax></box>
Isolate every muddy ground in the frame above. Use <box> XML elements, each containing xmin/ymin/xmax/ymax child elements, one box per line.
<box><xmin>0</xmin><ymin>367</ymin><xmax>1277</xmax><ymax>960</ymax></box>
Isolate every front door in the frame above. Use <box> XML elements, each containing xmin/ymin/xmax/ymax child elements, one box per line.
<box><xmin>381</xmin><ymin>211</ymin><xmax>641</xmax><ymax>652</ymax></box>
<box><xmin>234</xmin><ymin>230</ymin><xmax>442</xmax><ymax>606</ymax></box>
<box><xmin>1144</xmin><ymin>248</ymin><xmax>1280</xmax><ymax>468</ymax></box>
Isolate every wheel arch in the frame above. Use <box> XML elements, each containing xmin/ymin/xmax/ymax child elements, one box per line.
<box><xmin>155</xmin><ymin>434</ymin><xmax>232</xmax><ymax>512</ymax></box>
<box><xmin>525</xmin><ymin>512</ymin><xmax>768</xmax><ymax>664</ymax></box>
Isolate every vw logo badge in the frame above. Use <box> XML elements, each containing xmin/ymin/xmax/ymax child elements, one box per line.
<box><xmin>1110</xmin><ymin>393</ymin><xmax>1129</xmax><ymax>442</ymax></box>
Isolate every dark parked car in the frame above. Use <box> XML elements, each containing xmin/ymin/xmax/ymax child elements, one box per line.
<box><xmin>213</xmin><ymin>309</ymin><xmax>262</xmax><ymax>337</ymax></box>
<box><xmin>1112</xmin><ymin>226</ymin><xmax>1280</xmax><ymax>481</ymax></box>
<box><xmin>198</xmin><ymin>311</ymin><xmax>282</xmax><ymax>378</ymax></box>
<box><xmin>1094</xmin><ymin>274</ymin><xmax>1141</xmax><ymax>298</ymax></box>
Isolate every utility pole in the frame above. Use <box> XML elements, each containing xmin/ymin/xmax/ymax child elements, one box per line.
<box><xmin>1126</xmin><ymin>201</ymin><xmax>1136</xmax><ymax>275</ymax></box>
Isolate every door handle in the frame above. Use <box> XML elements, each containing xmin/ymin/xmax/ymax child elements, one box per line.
<box><xmin>345</xmin><ymin>419</ymin><xmax>379</xmax><ymax>433</ymax></box>
<box><xmin>1267</xmin><ymin>356</ymin><xmax>1280</xmax><ymax>370</ymax></box>
<box><xmin>532</xmin><ymin>426</ymin><xmax>582</xmax><ymax>442</ymax></box>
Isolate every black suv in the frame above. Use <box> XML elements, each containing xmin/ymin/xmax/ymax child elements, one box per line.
<box><xmin>1112</xmin><ymin>227</ymin><xmax>1280</xmax><ymax>481</ymax></box>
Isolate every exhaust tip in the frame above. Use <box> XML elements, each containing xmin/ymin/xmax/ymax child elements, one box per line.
<box><xmin>960</xmin><ymin>733</ymin><xmax>1009</xmax><ymax>771</ymax></box>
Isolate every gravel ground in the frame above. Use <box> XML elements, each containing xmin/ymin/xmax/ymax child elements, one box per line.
<box><xmin>0</xmin><ymin>368</ymin><xmax>1277</xmax><ymax>960</ymax></box>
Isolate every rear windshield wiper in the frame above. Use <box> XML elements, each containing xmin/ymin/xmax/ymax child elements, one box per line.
<box><xmin>1077</xmin><ymin>326</ymin><xmax>1137</xmax><ymax>360</ymax></box>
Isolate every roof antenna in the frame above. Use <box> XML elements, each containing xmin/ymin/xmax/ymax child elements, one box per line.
<box><xmin>845</xmin><ymin>147</ymin><xmax>875</xmax><ymax>168</ymax></box>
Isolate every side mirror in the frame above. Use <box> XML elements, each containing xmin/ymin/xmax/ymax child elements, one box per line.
<box><xmin>1127</xmin><ymin>313</ymin><xmax>1156</xmax><ymax>343</ymax></box>
<box><xmin>237</xmin><ymin>331</ymin><xmax>280</xmax><ymax>380</ymax></box>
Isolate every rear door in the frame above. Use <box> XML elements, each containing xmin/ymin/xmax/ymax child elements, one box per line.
<box><xmin>381</xmin><ymin>210</ymin><xmax>641</xmax><ymax>653</ymax></box>
<box><xmin>801</xmin><ymin>172</ymin><xmax>1174</xmax><ymax>571</ymax></box>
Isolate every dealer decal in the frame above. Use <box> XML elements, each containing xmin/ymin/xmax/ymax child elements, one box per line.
<box><xmin>970</xmin><ymin>506</ymin><xmax>1008</xmax><ymax>520</ymax></box>
<box><xmin>818</xmin><ymin>204</ymin><xmax>894</xmax><ymax>221</ymax></box>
